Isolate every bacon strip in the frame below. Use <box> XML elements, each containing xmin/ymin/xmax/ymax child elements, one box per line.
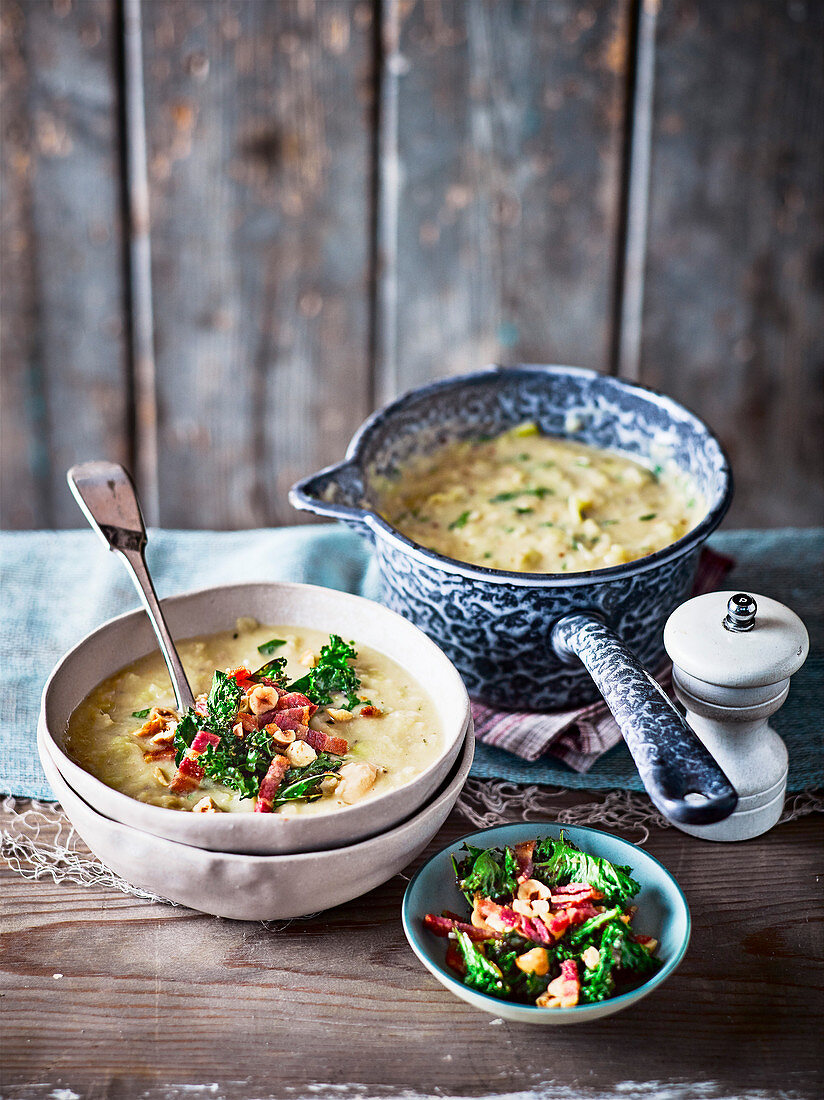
<box><xmin>266</xmin><ymin>706</ymin><xmax>315</xmax><ymax>729</ymax></box>
<box><xmin>237</xmin><ymin>712</ymin><xmax>259</xmax><ymax>735</ymax></box>
<box><xmin>474</xmin><ymin>896</ymin><xmax>553</xmax><ymax>944</ymax></box>
<box><xmin>294</xmin><ymin>725</ymin><xmax>349</xmax><ymax>756</ymax></box>
<box><xmin>142</xmin><ymin>747</ymin><xmax>175</xmax><ymax>763</ymax></box>
<box><xmin>567</xmin><ymin>903</ymin><xmax>599</xmax><ymax>925</ymax></box>
<box><xmin>277</xmin><ymin>691</ymin><xmax>316</xmax><ymax>713</ymax></box>
<box><xmin>423</xmin><ymin>913</ymin><xmax>496</xmax><ymax>942</ymax></box>
<box><xmin>514</xmin><ymin>840</ymin><xmax>535</xmax><ymax>883</ymax></box>
<box><xmin>445</xmin><ymin>938</ymin><xmax>466</xmax><ymax>975</ymax></box>
<box><xmin>168</xmin><ymin>729</ymin><xmax>220</xmax><ymax>793</ymax></box>
<box><xmin>550</xmin><ymin>884</ymin><xmax>604</xmax><ymax>907</ymax></box>
<box><xmin>226</xmin><ymin>666</ymin><xmax>255</xmax><ymax>690</ymax></box>
<box><xmin>254</xmin><ymin>754</ymin><xmax>290</xmax><ymax>813</ymax></box>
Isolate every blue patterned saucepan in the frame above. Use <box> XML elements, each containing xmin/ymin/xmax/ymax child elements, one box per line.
<box><xmin>290</xmin><ymin>365</ymin><xmax>736</xmax><ymax>827</ymax></box>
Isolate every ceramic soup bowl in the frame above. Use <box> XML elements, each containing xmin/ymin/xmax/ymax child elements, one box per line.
<box><xmin>290</xmin><ymin>366</ymin><xmax>736</xmax><ymax>827</ymax></box>
<box><xmin>38</xmin><ymin>723</ymin><xmax>475</xmax><ymax>920</ymax></box>
<box><xmin>39</xmin><ymin>581</ymin><xmax>470</xmax><ymax>854</ymax></box>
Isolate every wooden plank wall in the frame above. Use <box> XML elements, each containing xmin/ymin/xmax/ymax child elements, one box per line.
<box><xmin>1</xmin><ymin>0</ymin><xmax>821</xmax><ymax>530</ymax></box>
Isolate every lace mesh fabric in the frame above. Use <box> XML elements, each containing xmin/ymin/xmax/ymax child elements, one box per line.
<box><xmin>2</xmin><ymin>786</ymin><xmax>822</xmax><ymax>914</ymax></box>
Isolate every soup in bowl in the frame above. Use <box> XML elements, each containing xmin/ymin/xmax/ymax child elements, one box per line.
<box><xmin>40</xmin><ymin>582</ymin><xmax>471</xmax><ymax>854</ymax></box>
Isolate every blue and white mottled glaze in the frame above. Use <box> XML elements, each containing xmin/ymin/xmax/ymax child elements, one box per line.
<box><xmin>290</xmin><ymin>366</ymin><xmax>733</xmax><ymax>712</ymax></box>
<box><xmin>551</xmin><ymin>614</ymin><xmax>736</xmax><ymax>822</ymax></box>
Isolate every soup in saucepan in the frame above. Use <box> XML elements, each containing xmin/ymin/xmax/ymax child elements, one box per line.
<box><xmin>65</xmin><ymin>618</ymin><xmax>442</xmax><ymax>815</ymax></box>
<box><xmin>376</xmin><ymin>423</ymin><xmax>704</xmax><ymax>573</ymax></box>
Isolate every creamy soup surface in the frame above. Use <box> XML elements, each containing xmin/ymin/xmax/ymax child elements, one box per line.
<box><xmin>65</xmin><ymin>619</ymin><xmax>442</xmax><ymax>815</ymax></box>
<box><xmin>376</xmin><ymin>424</ymin><xmax>704</xmax><ymax>573</ymax></box>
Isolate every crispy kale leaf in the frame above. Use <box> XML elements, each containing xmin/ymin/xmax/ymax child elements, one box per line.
<box><xmin>579</xmin><ymin>922</ymin><xmax>661</xmax><ymax>1004</ymax></box>
<box><xmin>198</xmin><ymin>726</ymin><xmax>276</xmax><ymax>800</ymax></box>
<box><xmin>250</xmin><ymin>655</ymin><xmax>288</xmax><ymax>685</ymax></box>
<box><xmin>619</xmin><ymin>935</ymin><xmax>662</xmax><ymax>979</ymax></box>
<box><xmin>454</xmin><ymin>931</ymin><xmax>510</xmax><ymax>999</ymax></box>
<box><xmin>207</xmin><ymin>671</ymin><xmax>243</xmax><ymax>733</ymax></box>
<box><xmin>452</xmin><ymin>844</ymin><xmax>519</xmax><ymax>905</ymax></box>
<box><xmin>257</xmin><ymin>637</ymin><xmax>287</xmax><ymax>656</ymax></box>
<box><xmin>580</xmin><ymin>922</ymin><xmax>623</xmax><ymax>1003</ymax></box>
<box><xmin>532</xmin><ymin>832</ymin><xmax>640</xmax><ymax>905</ymax></box>
<box><xmin>288</xmin><ymin>634</ymin><xmax>363</xmax><ymax>709</ymax></box>
<box><xmin>173</xmin><ymin>710</ymin><xmax>200</xmax><ymax>766</ymax></box>
<box><xmin>568</xmin><ymin>906</ymin><xmax>623</xmax><ymax>945</ymax></box>
<box><xmin>272</xmin><ymin>753</ymin><xmax>344</xmax><ymax>806</ymax></box>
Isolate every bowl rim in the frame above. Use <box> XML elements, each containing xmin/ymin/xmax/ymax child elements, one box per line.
<box><xmin>38</xmin><ymin>722</ymin><xmax>476</xmax><ymax>866</ymax></box>
<box><xmin>401</xmin><ymin>820</ymin><xmax>691</xmax><ymax>1019</ymax></box>
<box><xmin>293</xmin><ymin>364</ymin><xmax>733</xmax><ymax>587</ymax></box>
<box><xmin>40</xmin><ymin>579</ymin><xmax>471</xmax><ymax>837</ymax></box>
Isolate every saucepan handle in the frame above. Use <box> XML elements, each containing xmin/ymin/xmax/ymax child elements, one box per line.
<box><xmin>289</xmin><ymin>460</ymin><xmax>374</xmax><ymax>539</ymax></box>
<box><xmin>551</xmin><ymin>612</ymin><xmax>738</xmax><ymax>826</ymax></box>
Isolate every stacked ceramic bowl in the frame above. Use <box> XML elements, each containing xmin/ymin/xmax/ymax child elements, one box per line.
<box><xmin>38</xmin><ymin>582</ymin><xmax>473</xmax><ymax>920</ymax></box>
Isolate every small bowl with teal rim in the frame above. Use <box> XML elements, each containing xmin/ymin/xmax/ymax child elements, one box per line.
<box><xmin>402</xmin><ymin>821</ymin><xmax>690</xmax><ymax>1024</ymax></box>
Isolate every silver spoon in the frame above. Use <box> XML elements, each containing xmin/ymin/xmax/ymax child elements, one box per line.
<box><xmin>67</xmin><ymin>461</ymin><xmax>196</xmax><ymax>714</ymax></box>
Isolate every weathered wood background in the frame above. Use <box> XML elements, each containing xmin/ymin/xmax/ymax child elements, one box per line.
<box><xmin>1</xmin><ymin>0</ymin><xmax>822</xmax><ymax>530</ymax></box>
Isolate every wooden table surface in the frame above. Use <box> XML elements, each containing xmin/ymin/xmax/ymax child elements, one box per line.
<box><xmin>2</xmin><ymin>795</ymin><xmax>822</xmax><ymax>1100</ymax></box>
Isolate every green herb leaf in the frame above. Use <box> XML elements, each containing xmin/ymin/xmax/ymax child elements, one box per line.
<box><xmin>173</xmin><ymin>711</ymin><xmax>200</xmax><ymax>766</ymax></box>
<box><xmin>449</xmin><ymin>510</ymin><xmax>471</xmax><ymax>530</ymax></box>
<box><xmin>455</xmin><ymin>931</ymin><xmax>511</xmax><ymax>999</ymax></box>
<box><xmin>453</xmin><ymin>844</ymin><xmax>518</xmax><ymax>904</ymax></box>
<box><xmin>532</xmin><ymin>832</ymin><xmax>640</xmax><ymax>905</ymax></box>
<box><xmin>250</xmin><ymin>656</ymin><xmax>288</xmax><ymax>685</ymax></box>
<box><xmin>568</xmin><ymin>907</ymin><xmax>623</xmax><ymax>945</ymax></box>
<box><xmin>639</xmin><ymin>513</ymin><xmax>657</xmax><ymax>522</ymax></box>
<box><xmin>257</xmin><ymin>637</ymin><xmax>287</xmax><ymax>656</ymax></box>
<box><xmin>490</xmin><ymin>487</ymin><xmax>552</xmax><ymax>504</ymax></box>
<box><xmin>288</xmin><ymin>634</ymin><xmax>362</xmax><ymax>709</ymax></box>
<box><xmin>580</xmin><ymin>922</ymin><xmax>622</xmax><ymax>1003</ymax></box>
<box><xmin>272</xmin><ymin>753</ymin><xmax>344</xmax><ymax>805</ymax></box>
<box><xmin>198</xmin><ymin>725</ymin><xmax>278</xmax><ymax>800</ymax></box>
<box><xmin>207</xmin><ymin>671</ymin><xmax>243</xmax><ymax>734</ymax></box>
<box><xmin>131</xmin><ymin>708</ymin><xmax>151</xmax><ymax>719</ymax></box>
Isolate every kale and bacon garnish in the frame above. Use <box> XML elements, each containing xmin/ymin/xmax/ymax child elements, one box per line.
<box><xmin>425</xmin><ymin>832</ymin><xmax>661</xmax><ymax>1009</ymax></box>
<box><xmin>170</xmin><ymin>633</ymin><xmax>365</xmax><ymax>805</ymax></box>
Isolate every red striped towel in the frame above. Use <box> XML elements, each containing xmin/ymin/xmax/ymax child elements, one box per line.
<box><xmin>472</xmin><ymin>548</ymin><xmax>735</xmax><ymax>772</ymax></box>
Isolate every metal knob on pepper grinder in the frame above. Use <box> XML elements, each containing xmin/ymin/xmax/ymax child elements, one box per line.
<box><xmin>663</xmin><ymin>591</ymin><xmax>809</xmax><ymax>841</ymax></box>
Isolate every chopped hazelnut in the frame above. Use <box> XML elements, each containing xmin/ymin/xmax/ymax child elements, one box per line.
<box><xmin>581</xmin><ymin>946</ymin><xmax>601</xmax><ymax>970</ymax></box>
<box><xmin>515</xmin><ymin>947</ymin><xmax>549</xmax><ymax>976</ymax></box>
<box><xmin>248</xmin><ymin>684</ymin><xmax>280</xmax><ymax>714</ymax></box>
<box><xmin>286</xmin><ymin>740</ymin><xmax>317</xmax><ymax>768</ymax></box>
<box><xmin>327</xmin><ymin>708</ymin><xmax>354</xmax><ymax>723</ymax></box>
<box><xmin>192</xmin><ymin>796</ymin><xmax>220</xmax><ymax>814</ymax></box>
<box><xmin>266</xmin><ymin>724</ymin><xmax>296</xmax><ymax>748</ymax></box>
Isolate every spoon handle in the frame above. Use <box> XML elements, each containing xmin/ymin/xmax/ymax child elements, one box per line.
<box><xmin>67</xmin><ymin>461</ymin><xmax>196</xmax><ymax>714</ymax></box>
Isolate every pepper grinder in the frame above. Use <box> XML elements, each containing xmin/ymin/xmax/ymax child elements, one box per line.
<box><xmin>663</xmin><ymin>591</ymin><xmax>809</xmax><ymax>841</ymax></box>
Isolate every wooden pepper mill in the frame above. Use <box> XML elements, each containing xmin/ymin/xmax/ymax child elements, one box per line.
<box><xmin>663</xmin><ymin>591</ymin><xmax>809</xmax><ymax>841</ymax></box>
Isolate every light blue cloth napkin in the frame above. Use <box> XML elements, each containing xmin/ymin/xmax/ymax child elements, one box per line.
<box><xmin>2</xmin><ymin>526</ymin><xmax>821</xmax><ymax>800</ymax></box>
